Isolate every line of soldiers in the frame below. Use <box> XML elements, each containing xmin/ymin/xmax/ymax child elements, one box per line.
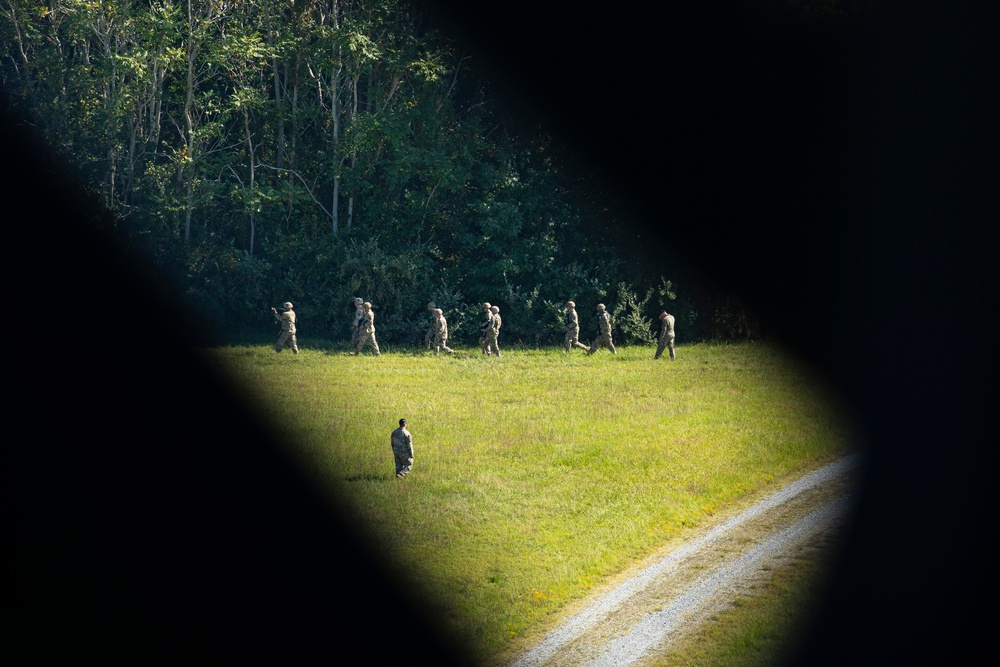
<box><xmin>272</xmin><ymin>297</ymin><xmax>675</xmax><ymax>360</ymax></box>
<box><xmin>423</xmin><ymin>301</ymin><xmax>454</xmax><ymax>355</ymax></box>
<box><xmin>561</xmin><ymin>301</ymin><xmax>617</xmax><ymax>355</ymax></box>
<box><xmin>477</xmin><ymin>302</ymin><xmax>502</xmax><ymax>357</ymax></box>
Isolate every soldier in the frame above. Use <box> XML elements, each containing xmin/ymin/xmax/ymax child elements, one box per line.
<box><xmin>423</xmin><ymin>301</ymin><xmax>438</xmax><ymax>349</ymax></box>
<box><xmin>432</xmin><ymin>308</ymin><xmax>455</xmax><ymax>355</ymax></box>
<box><xmin>354</xmin><ymin>301</ymin><xmax>381</xmax><ymax>356</ymax></box>
<box><xmin>655</xmin><ymin>309</ymin><xmax>677</xmax><ymax>360</ymax></box>
<box><xmin>350</xmin><ymin>297</ymin><xmax>365</xmax><ymax>347</ymax></box>
<box><xmin>563</xmin><ymin>300</ymin><xmax>589</xmax><ymax>352</ymax></box>
<box><xmin>485</xmin><ymin>305</ymin><xmax>502</xmax><ymax>357</ymax></box>
<box><xmin>390</xmin><ymin>418</ymin><xmax>414</xmax><ymax>478</ymax></box>
<box><xmin>587</xmin><ymin>303</ymin><xmax>617</xmax><ymax>355</ymax></box>
<box><xmin>271</xmin><ymin>301</ymin><xmax>298</xmax><ymax>354</ymax></box>
<box><xmin>478</xmin><ymin>302</ymin><xmax>493</xmax><ymax>354</ymax></box>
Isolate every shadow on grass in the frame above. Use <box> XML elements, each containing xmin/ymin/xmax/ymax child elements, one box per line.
<box><xmin>344</xmin><ymin>472</ymin><xmax>393</xmax><ymax>482</ymax></box>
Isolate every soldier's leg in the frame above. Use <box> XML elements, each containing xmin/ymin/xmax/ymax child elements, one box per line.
<box><xmin>276</xmin><ymin>331</ymin><xmax>288</xmax><ymax>352</ymax></box>
<box><xmin>668</xmin><ymin>338</ymin><xmax>675</xmax><ymax>360</ymax></box>
<box><xmin>372</xmin><ymin>334</ymin><xmax>380</xmax><ymax>356</ymax></box>
<box><xmin>290</xmin><ymin>333</ymin><xmax>299</xmax><ymax>354</ymax></box>
<box><xmin>655</xmin><ymin>341</ymin><xmax>665</xmax><ymax>359</ymax></box>
<box><xmin>608</xmin><ymin>337</ymin><xmax>617</xmax><ymax>354</ymax></box>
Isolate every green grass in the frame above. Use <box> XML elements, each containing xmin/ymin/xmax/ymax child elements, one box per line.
<box><xmin>204</xmin><ymin>341</ymin><xmax>857</xmax><ymax>666</ymax></box>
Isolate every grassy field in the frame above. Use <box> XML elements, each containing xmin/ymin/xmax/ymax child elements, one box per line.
<box><xmin>205</xmin><ymin>340</ymin><xmax>857</xmax><ymax>666</ymax></box>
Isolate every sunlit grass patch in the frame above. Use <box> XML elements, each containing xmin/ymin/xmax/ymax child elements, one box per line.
<box><xmin>206</xmin><ymin>341</ymin><xmax>856</xmax><ymax>665</ymax></box>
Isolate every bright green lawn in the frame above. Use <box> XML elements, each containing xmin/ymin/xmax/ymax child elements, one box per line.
<box><xmin>205</xmin><ymin>341</ymin><xmax>857</xmax><ymax>665</ymax></box>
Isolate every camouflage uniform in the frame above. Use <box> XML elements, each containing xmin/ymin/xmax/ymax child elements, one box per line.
<box><xmin>391</xmin><ymin>419</ymin><xmax>414</xmax><ymax>478</ymax></box>
<box><xmin>354</xmin><ymin>302</ymin><xmax>380</xmax><ymax>356</ymax></box>
<box><xmin>478</xmin><ymin>302</ymin><xmax>493</xmax><ymax>354</ymax></box>
<box><xmin>485</xmin><ymin>305</ymin><xmax>502</xmax><ymax>357</ymax></box>
<box><xmin>424</xmin><ymin>301</ymin><xmax>437</xmax><ymax>349</ymax></box>
<box><xmin>273</xmin><ymin>302</ymin><xmax>298</xmax><ymax>354</ymax></box>
<box><xmin>564</xmin><ymin>300</ymin><xmax>589</xmax><ymax>352</ymax></box>
<box><xmin>588</xmin><ymin>304</ymin><xmax>617</xmax><ymax>355</ymax></box>
<box><xmin>432</xmin><ymin>308</ymin><xmax>454</xmax><ymax>355</ymax></box>
<box><xmin>351</xmin><ymin>297</ymin><xmax>364</xmax><ymax>347</ymax></box>
<box><xmin>655</xmin><ymin>311</ymin><xmax>676</xmax><ymax>360</ymax></box>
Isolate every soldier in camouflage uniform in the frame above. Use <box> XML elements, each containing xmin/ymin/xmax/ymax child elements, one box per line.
<box><xmin>486</xmin><ymin>305</ymin><xmax>502</xmax><ymax>357</ymax></box>
<box><xmin>587</xmin><ymin>303</ymin><xmax>617</xmax><ymax>355</ymax></box>
<box><xmin>354</xmin><ymin>301</ymin><xmax>381</xmax><ymax>356</ymax></box>
<box><xmin>390</xmin><ymin>418</ymin><xmax>414</xmax><ymax>478</ymax></box>
<box><xmin>424</xmin><ymin>301</ymin><xmax>438</xmax><ymax>349</ymax></box>
<box><xmin>563</xmin><ymin>300</ymin><xmax>589</xmax><ymax>352</ymax></box>
<box><xmin>350</xmin><ymin>297</ymin><xmax>365</xmax><ymax>347</ymax></box>
<box><xmin>432</xmin><ymin>308</ymin><xmax>455</xmax><ymax>355</ymax></box>
<box><xmin>271</xmin><ymin>301</ymin><xmax>298</xmax><ymax>354</ymax></box>
<box><xmin>654</xmin><ymin>309</ymin><xmax>676</xmax><ymax>360</ymax></box>
<box><xmin>478</xmin><ymin>302</ymin><xmax>493</xmax><ymax>354</ymax></box>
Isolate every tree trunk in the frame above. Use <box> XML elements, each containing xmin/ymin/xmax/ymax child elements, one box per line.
<box><xmin>183</xmin><ymin>0</ymin><xmax>198</xmax><ymax>242</ymax></box>
<box><xmin>330</xmin><ymin>0</ymin><xmax>342</xmax><ymax>235</ymax></box>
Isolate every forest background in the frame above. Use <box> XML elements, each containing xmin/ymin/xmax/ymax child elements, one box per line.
<box><xmin>0</xmin><ymin>0</ymin><xmax>759</xmax><ymax>347</ymax></box>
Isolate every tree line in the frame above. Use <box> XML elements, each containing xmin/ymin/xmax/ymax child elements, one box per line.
<box><xmin>1</xmin><ymin>0</ymin><xmax>760</xmax><ymax>345</ymax></box>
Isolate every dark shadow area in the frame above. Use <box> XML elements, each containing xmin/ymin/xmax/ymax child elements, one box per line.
<box><xmin>423</xmin><ymin>1</ymin><xmax>994</xmax><ymax>665</ymax></box>
<box><xmin>4</xmin><ymin>0</ymin><xmax>994</xmax><ymax>664</ymax></box>
<box><xmin>1</xmin><ymin>96</ymin><xmax>472</xmax><ymax>663</ymax></box>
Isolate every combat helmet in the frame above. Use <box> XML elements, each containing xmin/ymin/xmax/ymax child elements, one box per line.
<box><xmin>490</xmin><ymin>305</ymin><xmax>499</xmax><ymax>313</ymax></box>
<box><xmin>427</xmin><ymin>301</ymin><xmax>436</xmax><ymax>309</ymax></box>
<box><xmin>283</xmin><ymin>302</ymin><xmax>294</xmax><ymax>310</ymax></box>
<box><xmin>566</xmin><ymin>300</ymin><xmax>576</xmax><ymax>308</ymax></box>
<box><xmin>596</xmin><ymin>303</ymin><xmax>606</xmax><ymax>311</ymax></box>
<box><xmin>354</xmin><ymin>297</ymin><xmax>363</xmax><ymax>305</ymax></box>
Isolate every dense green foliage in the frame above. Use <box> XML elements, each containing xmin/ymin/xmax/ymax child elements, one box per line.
<box><xmin>1</xmin><ymin>0</ymin><xmax>756</xmax><ymax>343</ymax></box>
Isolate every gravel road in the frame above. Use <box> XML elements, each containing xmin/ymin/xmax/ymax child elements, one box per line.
<box><xmin>507</xmin><ymin>454</ymin><xmax>861</xmax><ymax>667</ymax></box>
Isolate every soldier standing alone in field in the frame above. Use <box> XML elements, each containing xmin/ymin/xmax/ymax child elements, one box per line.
<box><xmin>424</xmin><ymin>301</ymin><xmax>437</xmax><ymax>349</ymax></box>
<box><xmin>486</xmin><ymin>305</ymin><xmax>502</xmax><ymax>357</ymax></box>
<box><xmin>564</xmin><ymin>300</ymin><xmax>589</xmax><ymax>352</ymax></box>
<box><xmin>354</xmin><ymin>301</ymin><xmax>381</xmax><ymax>356</ymax></box>
<box><xmin>478</xmin><ymin>302</ymin><xmax>493</xmax><ymax>354</ymax></box>
<box><xmin>655</xmin><ymin>309</ymin><xmax>677</xmax><ymax>360</ymax></box>
<box><xmin>271</xmin><ymin>301</ymin><xmax>298</xmax><ymax>354</ymax></box>
<box><xmin>587</xmin><ymin>303</ymin><xmax>617</xmax><ymax>355</ymax></box>
<box><xmin>350</xmin><ymin>297</ymin><xmax>364</xmax><ymax>347</ymax></box>
<box><xmin>432</xmin><ymin>308</ymin><xmax>455</xmax><ymax>355</ymax></box>
<box><xmin>391</xmin><ymin>418</ymin><xmax>414</xmax><ymax>478</ymax></box>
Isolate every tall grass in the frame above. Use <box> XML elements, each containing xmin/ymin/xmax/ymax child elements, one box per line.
<box><xmin>206</xmin><ymin>341</ymin><xmax>857</xmax><ymax>665</ymax></box>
